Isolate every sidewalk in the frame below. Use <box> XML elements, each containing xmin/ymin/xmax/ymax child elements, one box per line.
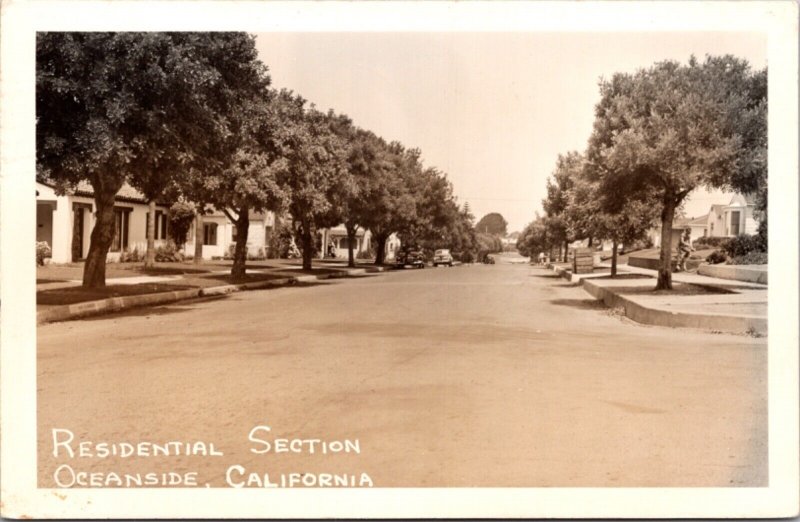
<box><xmin>37</xmin><ymin>259</ymin><xmax>391</xmax><ymax>324</ymax></box>
<box><xmin>551</xmin><ymin>261</ymin><xmax>767</xmax><ymax>335</ymax></box>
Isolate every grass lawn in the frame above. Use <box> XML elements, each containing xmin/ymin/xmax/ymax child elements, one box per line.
<box><xmin>37</xmin><ymin>283</ymin><xmax>195</xmax><ymax>306</ymax></box>
<box><xmin>161</xmin><ymin>272</ymin><xmax>295</xmax><ymax>289</ymax></box>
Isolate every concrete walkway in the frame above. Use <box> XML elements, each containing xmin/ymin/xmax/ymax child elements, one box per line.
<box><xmin>557</xmin><ymin>262</ymin><xmax>767</xmax><ymax>334</ymax></box>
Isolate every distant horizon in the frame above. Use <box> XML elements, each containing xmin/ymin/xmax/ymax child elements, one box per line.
<box><xmin>255</xmin><ymin>32</ymin><xmax>766</xmax><ymax>231</ymax></box>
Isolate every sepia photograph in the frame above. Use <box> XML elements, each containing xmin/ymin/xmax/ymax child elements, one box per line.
<box><xmin>1</xmin><ymin>0</ymin><xmax>798</xmax><ymax>519</ymax></box>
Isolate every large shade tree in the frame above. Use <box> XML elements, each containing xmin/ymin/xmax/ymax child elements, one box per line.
<box><xmin>276</xmin><ymin>93</ymin><xmax>349</xmax><ymax>270</ymax></box>
<box><xmin>542</xmin><ymin>152</ymin><xmax>583</xmax><ymax>261</ymax></box>
<box><xmin>36</xmin><ymin>32</ymin><xmax>268</xmax><ymax>286</ymax></box>
<box><xmin>361</xmin><ymin>143</ymin><xmax>421</xmax><ymax>265</ymax></box>
<box><xmin>567</xmin><ymin>160</ymin><xmax>660</xmax><ymax>276</ymax></box>
<box><xmin>587</xmin><ymin>55</ymin><xmax>767</xmax><ymax>289</ymax></box>
<box><xmin>192</xmin><ymin>93</ymin><xmax>291</xmax><ymax>281</ymax></box>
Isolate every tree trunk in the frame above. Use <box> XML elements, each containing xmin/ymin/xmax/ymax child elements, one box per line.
<box><xmin>194</xmin><ymin>207</ymin><xmax>204</xmax><ymax>265</ymax></box>
<box><xmin>374</xmin><ymin>233</ymin><xmax>388</xmax><ymax>265</ymax></box>
<box><xmin>82</xmin><ymin>187</ymin><xmax>119</xmax><ymax>288</ymax></box>
<box><xmin>611</xmin><ymin>239</ymin><xmax>618</xmax><ymax>278</ymax></box>
<box><xmin>145</xmin><ymin>199</ymin><xmax>157</xmax><ymax>269</ymax></box>
<box><xmin>300</xmin><ymin>224</ymin><xmax>314</xmax><ymax>271</ymax></box>
<box><xmin>231</xmin><ymin>208</ymin><xmax>250</xmax><ymax>282</ymax></box>
<box><xmin>345</xmin><ymin>224</ymin><xmax>357</xmax><ymax>268</ymax></box>
<box><xmin>656</xmin><ymin>198</ymin><xmax>676</xmax><ymax>290</ymax></box>
<box><xmin>587</xmin><ymin>236</ymin><xmax>593</xmax><ymax>248</ymax></box>
<box><xmin>563</xmin><ymin>240</ymin><xmax>569</xmax><ymax>262</ymax></box>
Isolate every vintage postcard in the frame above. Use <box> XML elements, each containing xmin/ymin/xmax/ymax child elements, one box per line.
<box><xmin>1</xmin><ymin>0</ymin><xmax>798</xmax><ymax>519</ymax></box>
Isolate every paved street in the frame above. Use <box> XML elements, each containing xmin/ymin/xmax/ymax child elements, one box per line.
<box><xmin>37</xmin><ymin>258</ymin><xmax>767</xmax><ymax>487</ymax></box>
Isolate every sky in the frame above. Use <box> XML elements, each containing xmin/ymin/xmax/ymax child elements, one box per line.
<box><xmin>255</xmin><ymin>32</ymin><xmax>766</xmax><ymax>232</ymax></box>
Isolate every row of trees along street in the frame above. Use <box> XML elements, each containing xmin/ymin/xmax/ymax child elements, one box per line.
<box><xmin>36</xmin><ymin>33</ymin><xmax>480</xmax><ymax>288</ymax></box>
<box><xmin>517</xmin><ymin>55</ymin><xmax>767</xmax><ymax>289</ymax></box>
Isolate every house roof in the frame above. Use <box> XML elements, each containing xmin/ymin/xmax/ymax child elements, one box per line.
<box><xmin>74</xmin><ymin>181</ymin><xmax>151</xmax><ymax>204</ymax></box>
<box><xmin>687</xmin><ymin>214</ymin><xmax>709</xmax><ymax>226</ymax></box>
<box><xmin>37</xmin><ymin>178</ymin><xmax>153</xmax><ymax>204</ymax></box>
<box><xmin>710</xmin><ymin>204</ymin><xmax>726</xmax><ymax>216</ymax></box>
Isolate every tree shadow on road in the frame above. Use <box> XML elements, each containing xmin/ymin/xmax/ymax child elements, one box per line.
<box><xmin>531</xmin><ymin>273</ymin><xmax>561</xmax><ymax>279</ymax></box>
<box><xmin>549</xmin><ymin>298</ymin><xmax>607</xmax><ymax>310</ymax></box>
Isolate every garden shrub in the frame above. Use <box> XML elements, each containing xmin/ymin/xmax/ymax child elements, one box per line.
<box><xmin>155</xmin><ymin>241</ymin><xmax>184</xmax><ymax>262</ymax></box>
<box><xmin>729</xmin><ymin>251</ymin><xmax>768</xmax><ymax>265</ymax></box>
<box><xmin>705</xmin><ymin>250</ymin><xmax>728</xmax><ymax>265</ymax></box>
<box><xmin>168</xmin><ymin>202</ymin><xmax>196</xmax><ymax>248</ymax></box>
<box><xmin>694</xmin><ymin>236</ymin><xmax>730</xmax><ymax>249</ymax></box>
<box><xmin>723</xmin><ymin>234</ymin><xmax>766</xmax><ymax>257</ymax></box>
<box><xmin>36</xmin><ymin>241</ymin><xmax>52</xmax><ymax>265</ymax></box>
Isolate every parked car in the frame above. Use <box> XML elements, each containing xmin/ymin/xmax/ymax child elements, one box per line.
<box><xmin>395</xmin><ymin>249</ymin><xmax>425</xmax><ymax>269</ymax></box>
<box><xmin>433</xmin><ymin>249</ymin><xmax>454</xmax><ymax>267</ymax></box>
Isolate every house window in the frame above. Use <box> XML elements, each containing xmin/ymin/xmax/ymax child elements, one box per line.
<box><xmin>156</xmin><ymin>211</ymin><xmax>168</xmax><ymax>240</ymax></box>
<box><xmin>203</xmin><ymin>223</ymin><xmax>218</xmax><ymax>246</ymax></box>
<box><xmin>111</xmin><ymin>208</ymin><xmax>130</xmax><ymax>252</ymax></box>
<box><xmin>730</xmin><ymin>211</ymin><xmax>741</xmax><ymax>236</ymax></box>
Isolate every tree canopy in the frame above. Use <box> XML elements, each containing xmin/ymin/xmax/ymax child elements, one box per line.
<box><xmin>475</xmin><ymin>213</ymin><xmax>508</xmax><ymax>236</ymax></box>
<box><xmin>586</xmin><ymin>55</ymin><xmax>767</xmax><ymax>289</ymax></box>
<box><xmin>37</xmin><ymin>32</ymin><xmax>270</xmax><ymax>286</ymax></box>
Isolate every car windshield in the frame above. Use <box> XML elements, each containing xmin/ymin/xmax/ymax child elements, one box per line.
<box><xmin>435</xmin><ymin>250</ymin><xmax>449</xmax><ymax>256</ymax></box>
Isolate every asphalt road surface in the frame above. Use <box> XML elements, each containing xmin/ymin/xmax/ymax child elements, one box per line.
<box><xmin>38</xmin><ymin>256</ymin><xmax>766</xmax><ymax>487</ymax></box>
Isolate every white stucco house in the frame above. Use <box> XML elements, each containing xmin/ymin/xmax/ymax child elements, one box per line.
<box><xmin>318</xmin><ymin>224</ymin><xmax>401</xmax><ymax>261</ymax></box>
<box><xmin>37</xmin><ymin>179</ymin><xmax>405</xmax><ymax>265</ymax></box>
<box><xmin>36</xmin><ymin>180</ymin><xmax>274</xmax><ymax>264</ymax></box>
<box><xmin>184</xmin><ymin>209</ymin><xmax>274</xmax><ymax>260</ymax></box>
<box><xmin>645</xmin><ymin>192</ymin><xmax>760</xmax><ymax>249</ymax></box>
<box><xmin>695</xmin><ymin>193</ymin><xmax>759</xmax><ymax>240</ymax></box>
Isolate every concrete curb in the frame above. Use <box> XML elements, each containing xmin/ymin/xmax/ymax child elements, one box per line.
<box><xmin>580</xmin><ymin>278</ymin><xmax>766</xmax><ymax>335</ymax></box>
<box><xmin>36</xmin><ymin>288</ymin><xmax>202</xmax><ymax>325</ymax></box>
<box><xmin>37</xmin><ymin>266</ymin><xmax>388</xmax><ymax>325</ymax></box>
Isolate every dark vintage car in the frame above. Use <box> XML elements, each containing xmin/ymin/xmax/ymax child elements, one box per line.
<box><xmin>395</xmin><ymin>250</ymin><xmax>426</xmax><ymax>269</ymax></box>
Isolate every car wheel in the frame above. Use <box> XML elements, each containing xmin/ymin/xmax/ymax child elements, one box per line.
<box><xmin>433</xmin><ymin>263</ymin><xmax>438</xmax><ymax>267</ymax></box>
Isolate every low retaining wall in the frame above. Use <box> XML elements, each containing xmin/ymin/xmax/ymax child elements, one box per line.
<box><xmin>698</xmin><ymin>264</ymin><xmax>768</xmax><ymax>285</ymax></box>
<box><xmin>628</xmin><ymin>255</ymin><xmax>677</xmax><ymax>271</ymax></box>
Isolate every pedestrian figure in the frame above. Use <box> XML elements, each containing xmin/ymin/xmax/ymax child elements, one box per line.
<box><xmin>287</xmin><ymin>238</ymin><xmax>301</xmax><ymax>259</ymax></box>
<box><xmin>327</xmin><ymin>240</ymin><xmax>336</xmax><ymax>259</ymax></box>
<box><xmin>676</xmin><ymin>227</ymin><xmax>694</xmax><ymax>272</ymax></box>
<box><xmin>538</xmin><ymin>252</ymin><xmax>545</xmax><ymax>265</ymax></box>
